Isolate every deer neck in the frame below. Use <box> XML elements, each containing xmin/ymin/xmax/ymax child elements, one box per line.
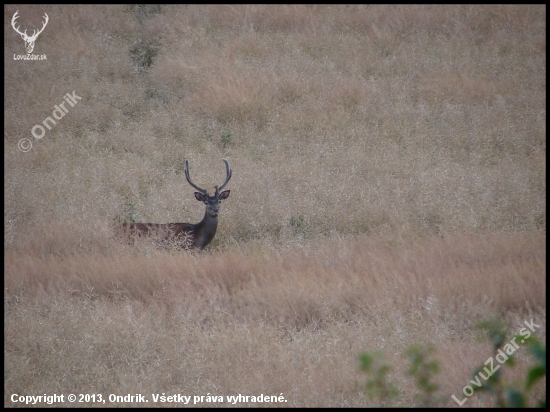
<box><xmin>194</xmin><ymin>208</ymin><xmax>218</xmax><ymax>249</ymax></box>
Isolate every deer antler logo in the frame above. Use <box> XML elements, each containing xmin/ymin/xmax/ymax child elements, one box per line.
<box><xmin>11</xmin><ymin>10</ymin><xmax>49</xmax><ymax>54</ymax></box>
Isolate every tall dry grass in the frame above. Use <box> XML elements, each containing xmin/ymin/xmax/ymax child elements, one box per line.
<box><xmin>5</xmin><ymin>233</ymin><xmax>546</xmax><ymax>406</ymax></box>
<box><xmin>4</xmin><ymin>4</ymin><xmax>546</xmax><ymax>407</ymax></box>
<box><xmin>4</xmin><ymin>5</ymin><xmax>546</xmax><ymax>246</ymax></box>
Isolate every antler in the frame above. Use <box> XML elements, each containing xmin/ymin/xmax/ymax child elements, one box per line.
<box><xmin>185</xmin><ymin>160</ymin><xmax>207</xmax><ymax>195</ymax></box>
<box><xmin>11</xmin><ymin>11</ymin><xmax>26</xmax><ymax>37</ymax></box>
<box><xmin>11</xmin><ymin>11</ymin><xmax>49</xmax><ymax>40</ymax></box>
<box><xmin>216</xmin><ymin>158</ymin><xmax>232</xmax><ymax>194</ymax></box>
<box><xmin>186</xmin><ymin>159</ymin><xmax>232</xmax><ymax>197</ymax></box>
<box><xmin>30</xmin><ymin>13</ymin><xmax>49</xmax><ymax>41</ymax></box>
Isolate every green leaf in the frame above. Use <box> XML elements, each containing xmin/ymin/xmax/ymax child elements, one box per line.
<box><xmin>359</xmin><ymin>353</ymin><xmax>374</xmax><ymax>372</ymax></box>
<box><xmin>505</xmin><ymin>388</ymin><xmax>525</xmax><ymax>407</ymax></box>
<box><xmin>526</xmin><ymin>366</ymin><xmax>546</xmax><ymax>389</ymax></box>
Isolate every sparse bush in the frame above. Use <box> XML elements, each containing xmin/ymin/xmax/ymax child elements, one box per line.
<box><xmin>289</xmin><ymin>214</ymin><xmax>305</xmax><ymax>235</ymax></box>
<box><xmin>122</xmin><ymin>201</ymin><xmax>140</xmax><ymax>223</ymax></box>
<box><xmin>130</xmin><ymin>39</ymin><xmax>158</xmax><ymax>72</ymax></box>
<box><xmin>359</xmin><ymin>319</ymin><xmax>546</xmax><ymax>407</ymax></box>
<box><xmin>127</xmin><ymin>4</ymin><xmax>162</xmax><ymax>23</ymax></box>
<box><xmin>359</xmin><ymin>352</ymin><xmax>399</xmax><ymax>406</ymax></box>
<box><xmin>221</xmin><ymin>127</ymin><xmax>233</xmax><ymax>148</ymax></box>
<box><xmin>405</xmin><ymin>345</ymin><xmax>441</xmax><ymax>407</ymax></box>
<box><xmin>473</xmin><ymin>318</ymin><xmax>546</xmax><ymax>408</ymax></box>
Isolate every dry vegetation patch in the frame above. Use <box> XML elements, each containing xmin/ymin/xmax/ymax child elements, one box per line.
<box><xmin>4</xmin><ymin>4</ymin><xmax>545</xmax><ymax>407</ymax></box>
<box><xmin>5</xmin><ymin>233</ymin><xmax>546</xmax><ymax>406</ymax></box>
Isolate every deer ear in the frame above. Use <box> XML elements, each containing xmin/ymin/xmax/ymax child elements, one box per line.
<box><xmin>219</xmin><ymin>190</ymin><xmax>230</xmax><ymax>200</ymax></box>
<box><xmin>194</xmin><ymin>192</ymin><xmax>205</xmax><ymax>201</ymax></box>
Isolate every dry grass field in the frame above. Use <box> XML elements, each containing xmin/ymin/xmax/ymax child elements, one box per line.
<box><xmin>4</xmin><ymin>5</ymin><xmax>546</xmax><ymax>407</ymax></box>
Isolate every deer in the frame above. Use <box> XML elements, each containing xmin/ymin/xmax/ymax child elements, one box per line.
<box><xmin>11</xmin><ymin>10</ymin><xmax>49</xmax><ymax>54</ymax></box>
<box><xmin>117</xmin><ymin>158</ymin><xmax>232</xmax><ymax>251</ymax></box>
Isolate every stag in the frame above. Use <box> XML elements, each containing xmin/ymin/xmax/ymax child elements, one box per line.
<box><xmin>117</xmin><ymin>159</ymin><xmax>232</xmax><ymax>251</ymax></box>
<box><xmin>11</xmin><ymin>10</ymin><xmax>49</xmax><ymax>54</ymax></box>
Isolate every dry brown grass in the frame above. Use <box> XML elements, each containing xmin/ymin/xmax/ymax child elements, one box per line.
<box><xmin>4</xmin><ymin>232</ymin><xmax>546</xmax><ymax>406</ymax></box>
<box><xmin>4</xmin><ymin>4</ymin><xmax>546</xmax><ymax>407</ymax></box>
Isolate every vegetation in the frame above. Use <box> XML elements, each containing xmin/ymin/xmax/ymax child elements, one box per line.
<box><xmin>5</xmin><ymin>5</ymin><xmax>545</xmax><ymax>406</ymax></box>
<box><xmin>359</xmin><ymin>320</ymin><xmax>545</xmax><ymax>407</ymax></box>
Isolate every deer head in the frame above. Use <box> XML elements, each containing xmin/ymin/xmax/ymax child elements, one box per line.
<box><xmin>185</xmin><ymin>158</ymin><xmax>232</xmax><ymax>217</ymax></box>
<box><xmin>12</xmin><ymin>11</ymin><xmax>49</xmax><ymax>54</ymax></box>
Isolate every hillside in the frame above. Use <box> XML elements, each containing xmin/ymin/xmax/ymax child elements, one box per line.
<box><xmin>5</xmin><ymin>5</ymin><xmax>545</xmax><ymax>407</ymax></box>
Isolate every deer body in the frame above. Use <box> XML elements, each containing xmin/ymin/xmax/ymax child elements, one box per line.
<box><xmin>191</xmin><ymin>209</ymin><xmax>219</xmax><ymax>250</ymax></box>
<box><xmin>117</xmin><ymin>159</ymin><xmax>231</xmax><ymax>251</ymax></box>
